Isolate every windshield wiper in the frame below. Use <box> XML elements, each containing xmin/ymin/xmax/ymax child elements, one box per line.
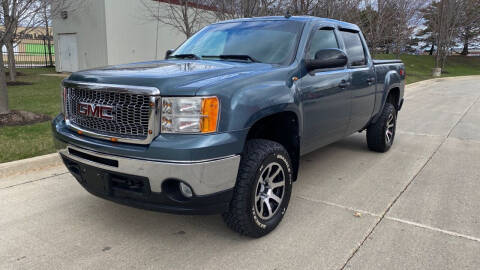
<box><xmin>202</xmin><ymin>55</ymin><xmax>261</xmax><ymax>63</ymax></box>
<box><xmin>168</xmin><ymin>54</ymin><xmax>201</xmax><ymax>60</ymax></box>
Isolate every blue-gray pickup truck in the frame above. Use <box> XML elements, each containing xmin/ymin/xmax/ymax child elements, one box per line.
<box><xmin>52</xmin><ymin>16</ymin><xmax>405</xmax><ymax>237</ymax></box>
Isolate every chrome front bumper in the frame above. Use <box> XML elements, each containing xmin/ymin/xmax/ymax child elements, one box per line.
<box><xmin>55</xmin><ymin>140</ymin><xmax>241</xmax><ymax>196</ymax></box>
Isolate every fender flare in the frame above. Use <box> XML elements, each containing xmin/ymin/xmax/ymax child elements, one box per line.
<box><xmin>243</xmin><ymin>104</ymin><xmax>302</xmax><ymax>182</ymax></box>
<box><xmin>371</xmin><ymin>71</ymin><xmax>403</xmax><ymax>124</ymax></box>
<box><xmin>245</xmin><ymin>104</ymin><xmax>302</xmax><ymax>136</ymax></box>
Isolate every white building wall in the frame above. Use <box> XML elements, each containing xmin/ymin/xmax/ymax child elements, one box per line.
<box><xmin>53</xmin><ymin>0</ymin><xmax>214</xmax><ymax>71</ymax></box>
<box><xmin>104</xmin><ymin>0</ymin><xmax>187</xmax><ymax>65</ymax></box>
<box><xmin>52</xmin><ymin>0</ymin><xmax>108</xmax><ymax>72</ymax></box>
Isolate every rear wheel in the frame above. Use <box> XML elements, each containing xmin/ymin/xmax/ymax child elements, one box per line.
<box><xmin>366</xmin><ymin>103</ymin><xmax>397</xmax><ymax>152</ymax></box>
<box><xmin>222</xmin><ymin>139</ymin><xmax>293</xmax><ymax>238</ymax></box>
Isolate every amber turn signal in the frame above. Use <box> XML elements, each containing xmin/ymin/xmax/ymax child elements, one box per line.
<box><xmin>200</xmin><ymin>97</ymin><xmax>219</xmax><ymax>133</ymax></box>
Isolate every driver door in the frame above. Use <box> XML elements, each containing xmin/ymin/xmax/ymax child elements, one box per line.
<box><xmin>299</xmin><ymin>26</ymin><xmax>351</xmax><ymax>154</ymax></box>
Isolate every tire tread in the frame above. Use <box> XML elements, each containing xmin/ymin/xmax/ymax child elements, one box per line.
<box><xmin>222</xmin><ymin>139</ymin><xmax>290</xmax><ymax>237</ymax></box>
<box><xmin>367</xmin><ymin>103</ymin><xmax>396</xmax><ymax>152</ymax></box>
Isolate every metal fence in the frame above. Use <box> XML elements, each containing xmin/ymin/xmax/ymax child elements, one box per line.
<box><xmin>2</xmin><ymin>38</ymin><xmax>55</xmax><ymax>68</ymax></box>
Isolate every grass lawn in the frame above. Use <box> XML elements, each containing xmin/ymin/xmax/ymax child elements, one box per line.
<box><xmin>0</xmin><ymin>68</ymin><xmax>64</xmax><ymax>163</ymax></box>
<box><xmin>375</xmin><ymin>54</ymin><xmax>480</xmax><ymax>84</ymax></box>
<box><xmin>1</xmin><ymin>55</ymin><xmax>480</xmax><ymax>163</ymax></box>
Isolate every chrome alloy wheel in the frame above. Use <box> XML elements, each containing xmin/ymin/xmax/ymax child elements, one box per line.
<box><xmin>385</xmin><ymin>112</ymin><xmax>395</xmax><ymax>144</ymax></box>
<box><xmin>254</xmin><ymin>162</ymin><xmax>285</xmax><ymax>220</ymax></box>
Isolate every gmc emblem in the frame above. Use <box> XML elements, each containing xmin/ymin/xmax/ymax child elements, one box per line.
<box><xmin>78</xmin><ymin>102</ymin><xmax>114</xmax><ymax>120</ymax></box>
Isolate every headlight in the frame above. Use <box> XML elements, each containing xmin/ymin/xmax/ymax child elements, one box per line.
<box><xmin>161</xmin><ymin>97</ymin><xmax>219</xmax><ymax>133</ymax></box>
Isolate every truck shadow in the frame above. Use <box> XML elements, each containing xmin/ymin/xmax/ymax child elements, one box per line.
<box><xmin>301</xmin><ymin>133</ymin><xmax>369</xmax><ymax>161</ymax></box>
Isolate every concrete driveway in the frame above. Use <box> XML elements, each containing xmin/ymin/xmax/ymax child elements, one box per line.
<box><xmin>1</xmin><ymin>76</ymin><xmax>480</xmax><ymax>270</ymax></box>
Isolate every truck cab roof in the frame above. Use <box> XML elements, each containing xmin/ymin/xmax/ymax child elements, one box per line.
<box><xmin>215</xmin><ymin>16</ymin><xmax>360</xmax><ymax>32</ymax></box>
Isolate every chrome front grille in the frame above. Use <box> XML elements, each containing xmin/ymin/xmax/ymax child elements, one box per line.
<box><xmin>65</xmin><ymin>87</ymin><xmax>152</xmax><ymax>140</ymax></box>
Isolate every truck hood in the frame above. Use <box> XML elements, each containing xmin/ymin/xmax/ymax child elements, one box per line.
<box><xmin>67</xmin><ymin>60</ymin><xmax>276</xmax><ymax>96</ymax></box>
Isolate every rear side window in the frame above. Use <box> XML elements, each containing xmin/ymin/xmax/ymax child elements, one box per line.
<box><xmin>306</xmin><ymin>29</ymin><xmax>339</xmax><ymax>60</ymax></box>
<box><xmin>340</xmin><ymin>31</ymin><xmax>366</xmax><ymax>66</ymax></box>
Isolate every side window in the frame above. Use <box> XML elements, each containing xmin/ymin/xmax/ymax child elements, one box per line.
<box><xmin>340</xmin><ymin>31</ymin><xmax>366</xmax><ymax>66</ymax></box>
<box><xmin>306</xmin><ymin>29</ymin><xmax>339</xmax><ymax>60</ymax></box>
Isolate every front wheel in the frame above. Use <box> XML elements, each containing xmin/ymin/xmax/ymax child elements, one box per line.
<box><xmin>366</xmin><ymin>103</ymin><xmax>397</xmax><ymax>152</ymax></box>
<box><xmin>222</xmin><ymin>139</ymin><xmax>293</xmax><ymax>238</ymax></box>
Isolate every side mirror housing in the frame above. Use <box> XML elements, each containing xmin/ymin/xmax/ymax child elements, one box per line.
<box><xmin>165</xmin><ymin>49</ymin><xmax>174</xmax><ymax>59</ymax></box>
<box><xmin>305</xmin><ymin>49</ymin><xmax>348</xmax><ymax>71</ymax></box>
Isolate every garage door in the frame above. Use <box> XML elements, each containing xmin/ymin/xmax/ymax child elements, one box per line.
<box><xmin>58</xmin><ymin>34</ymin><xmax>79</xmax><ymax>72</ymax></box>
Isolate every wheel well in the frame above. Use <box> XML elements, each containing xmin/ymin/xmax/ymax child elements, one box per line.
<box><xmin>246</xmin><ymin>112</ymin><xmax>300</xmax><ymax>181</ymax></box>
<box><xmin>387</xmin><ymin>87</ymin><xmax>400</xmax><ymax>110</ymax></box>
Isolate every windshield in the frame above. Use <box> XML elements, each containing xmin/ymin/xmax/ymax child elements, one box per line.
<box><xmin>172</xmin><ymin>21</ymin><xmax>304</xmax><ymax>65</ymax></box>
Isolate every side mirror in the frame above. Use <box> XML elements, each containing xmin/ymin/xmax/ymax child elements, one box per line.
<box><xmin>165</xmin><ymin>49</ymin><xmax>174</xmax><ymax>59</ymax></box>
<box><xmin>305</xmin><ymin>49</ymin><xmax>348</xmax><ymax>71</ymax></box>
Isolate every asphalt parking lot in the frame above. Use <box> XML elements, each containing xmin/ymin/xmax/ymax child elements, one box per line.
<box><xmin>1</xmin><ymin>76</ymin><xmax>480</xmax><ymax>270</ymax></box>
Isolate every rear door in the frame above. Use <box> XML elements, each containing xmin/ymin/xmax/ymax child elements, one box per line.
<box><xmin>299</xmin><ymin>25</ymin><xmax>351</xmax><ymax>153</ymax></box>
<box><xmin>339</xmin><ymin>30</ymin><xmax>376</xmax><ymax>132</ymax></box>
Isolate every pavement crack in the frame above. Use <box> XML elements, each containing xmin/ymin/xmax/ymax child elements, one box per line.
<box><xmin>0</xmin><ymin>172</ymin><xmax>69</xmax><ymax>190</ymax></box>
<box><xmin>395</xmin><ymin>131</ymin><xmax>445</xmax><ymax>138</ymax></box>
<box><xmin>446</xmin><ymin>96</ymin><xmax>480</xmax><ymax>138</ymax></box>
<box><xmin>386</xmin><ymin>216</ymin><xmax>480</xmax><ymax>243</ymax></box>
<box><xmin>339</xmin><ymin>136</ymin><xmax>447</xmax><ymax>269</ymax></box>
<box><xmin>339</xmin><ymin>94</ymin><xmax>480</xmax><ymax>270</ymax></box>
<box><xmin>297</xmin><ymin>195</ymin><xmax>480</xmax><ymax>244</ymax></box>
<box><xmin>296</xmin><ymin>195</ymin><xmax>380</xmax><ymax>218</ymax></box>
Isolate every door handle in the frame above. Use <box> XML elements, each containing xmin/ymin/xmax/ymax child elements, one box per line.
<box><xmin>339</xmin><ymin>80</ymin><xmax>349</xmax><ymax>89</ymax></box>
<box><xmin>367</xmin><ymin>77</ymin><xmax>375</xmax><ymax>84</ymax></box>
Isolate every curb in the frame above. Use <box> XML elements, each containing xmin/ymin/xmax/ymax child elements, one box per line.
<box><xmin>405</xmin><ymin>75</ymin><xmax>480</xmax><ymax>98</ymax></box>
<box><xmin>0</xmin><ymin>153</ymin><xmax>62</xmax><ymax>179</ymax></box>
<box><xmin>406</xmin><ymin>75</ymin><xmax>480</xmax><ymax>88</ymax></box>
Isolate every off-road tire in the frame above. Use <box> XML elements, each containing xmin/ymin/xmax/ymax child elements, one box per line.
<box><xmin>367</xmin><ymin>103</ymin><xmax>397</xmax><ymax>152</ymax></box>
<box><xmin>222</xmin><ymin>139</ymin><xmax>293</xmax><ymax>238</ymax></box>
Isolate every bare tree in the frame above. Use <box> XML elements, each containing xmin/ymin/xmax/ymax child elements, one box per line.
<box><xmin>387</xmin><ymin>0</ymin><xmax>425</xmax><ymax>56</ymax></box>
<box><xmin>141</xmin><ymin>0</ymin><xmax>213</xmax><ymax>39</ymax></box>
<box><xmin>211</xmin><ymin>0</ymin><xmax>362</xmax><ymax>22</ymax></box>
<box><xmin>289</xmin><ymin>0</ymin><xmax>317</xmax><ymax>15</ymax></box>
<box><xmin>358</xmin><ymin>0</ymin><xmax>397</xmax><ymax>55</ymax></box>
<box><xmin>40</xmin><ymin>2</ymin><xmax>53</xmax><ymax>66</ymax></box>
<box><xmin>39</xmin><ymin>0</ymin><xmax>88</xmax><ymax>67</ymax></box>
<box><xmin>210</xmin><ymin>0</ymin><xmax>287</xmax><ymax>20</ymax></box>
<box><xmin>430</xmin><ymin>0</ymin><xmax>463</xmax><ymax>69</ymax></box>
<box><xmin>312</xmin><ymin>0</ymin><xmax>363</xmax><ymax>23</ymax></box>
<box><xmin>0</xmin><ymin>0</ymin><xmax>44</xmax><ymax>113</ymax></box>
<box><xmin>2</xmin><ymin>0</ymin><xmax>44</xmax><ymax>82</ymax></box>
<box><xmin>0</xmin><ymin>42</ymin><xmax>7</xmax><ymax>114</ymax></box>
<box><xmin>0</xmin><ymin>3</ymin><xmax>8</xmax><ymax>114</ymax></box>
<box><xmin>0</xmin><ymin>0</ymin><xmax>81</xmax><ymax>114</ymax></box>
<box><xmin>36</xmin><ymin>3</ymin><xmax>55</xmax><ymax>66</ymax></box>
<box><xmin>457</xmin><ymin>0</ymin><xmax>480</xmax><ymax>55</ymax></box>
<box><xmin>415</xmin><ymin>20</ymin><xmax>436</xmax><ymax>55</ymax></box>
<box><xmin>141</xmin><ymin>0</ymin><xmax>287</xmax><ymax>38</ymax></box>
<box><xmin>354</xmin><ymin>0</ymin><xmax>425</xmax><ymax>56</ymax></box>
<box><xmin>208</xmin><ymin>0</ymin><xmax>237</xmax><ymax>20</ymax></box>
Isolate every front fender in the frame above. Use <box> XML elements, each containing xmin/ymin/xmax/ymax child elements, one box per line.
<box><xmin>221</xmin><ymin>80</ymin><xmax>302</xmax><ymax>135</ymax></box>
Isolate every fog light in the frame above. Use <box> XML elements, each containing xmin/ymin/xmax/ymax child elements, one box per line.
<box><xmin>179</xmin><ymin>182</ymin><xmax>193</xmax><ymax>198</ymax></box>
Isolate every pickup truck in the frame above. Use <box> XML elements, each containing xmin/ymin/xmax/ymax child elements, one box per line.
<box><xmin>52</xmin><ymin>16</ymin><xmax>405</xmax><ymax>238</ymax></box>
